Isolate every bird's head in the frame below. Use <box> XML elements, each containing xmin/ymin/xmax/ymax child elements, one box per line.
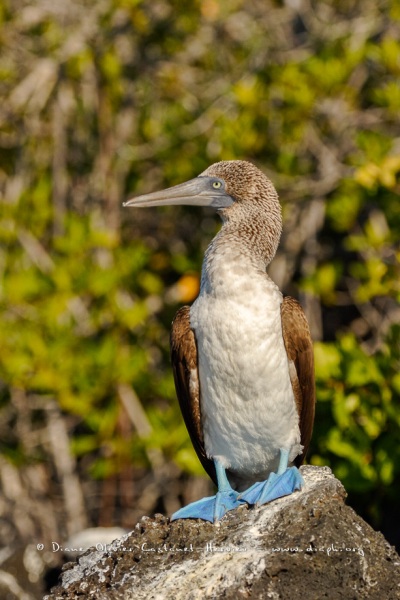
<box><xmin>124</xmin><ymin>160</ymin><xmax>282</xmax><ymax>263</ymax></box>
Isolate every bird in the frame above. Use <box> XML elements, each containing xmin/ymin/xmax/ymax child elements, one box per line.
<box><xmin>124</xmin><ymin>160</ymin><xmax>315</xmax><ymax>523</ymax></box>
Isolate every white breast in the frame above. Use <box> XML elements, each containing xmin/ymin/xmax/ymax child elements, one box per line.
<box><xmin>190</xmin><ymin>251</ymin><xmax>302</xmax><ymax>487</ymax></box>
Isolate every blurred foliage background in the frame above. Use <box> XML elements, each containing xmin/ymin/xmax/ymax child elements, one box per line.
<box><xmin>0</xmin><ymin>0</ymin><xmax>399</xmax><ymax>588</ymax></box>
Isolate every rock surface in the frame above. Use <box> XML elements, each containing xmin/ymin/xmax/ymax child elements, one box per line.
<box><xmin>45</xmin><ymin>466</ymin><xmax>400</xmax><ymax>600</ymax></box>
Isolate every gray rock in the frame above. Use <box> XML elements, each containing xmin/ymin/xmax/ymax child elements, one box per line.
<box><xmin>63</xmin><ymin>527</ymin><xmax>128</xmax><ymax>559</ymax></box>
<box><xmin>45</xmin><ymin>466</ymin><xmax>400</xmax><ymax>600</ymax></box>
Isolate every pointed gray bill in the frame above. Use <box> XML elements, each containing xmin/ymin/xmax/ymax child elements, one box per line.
<box><xmin>123</xmin><ymin>176</ymin><xmax>234</xmax><ymax>209</ymax></box>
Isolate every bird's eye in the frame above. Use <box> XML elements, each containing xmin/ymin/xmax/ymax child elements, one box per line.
<box><xmin>212</xmin><ymin>181</ymin><xmax>222</xmax><ymax>189</ymax></box>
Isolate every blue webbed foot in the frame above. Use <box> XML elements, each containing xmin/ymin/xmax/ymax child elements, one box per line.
<box><xmin>239</xmin><ymin>466</ymin><xmax>303</xmax><ymax>506</ymax></box>
<box><xmin>171</xmin><ymin>459</ymin><xmax>246</xmax><ymax>523</ymax></box>
<box><xmin>171</xmin><ymin>489</ymin><xmax>243</xmax><ymax>523</ymax></box>
<box><xmin>239</xmin><ymin>448</ymin><xmax>304</xmax><ymax>507</ymax></box>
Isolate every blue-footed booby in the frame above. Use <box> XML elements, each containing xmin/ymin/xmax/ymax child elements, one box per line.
<box><xmin>124</xmin><ymin>160</ymin><xmax>315</xmax><ymax>523</ymax></box>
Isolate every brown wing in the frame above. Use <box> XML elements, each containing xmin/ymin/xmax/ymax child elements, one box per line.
<box><xmin>281</xmin><ymin>296</ymin><xmax>316</xmax><ymax>467</ymax></box>
<box><xmin>170</xmin><ymin>306</ymin><xmax>217</xmax><ymax>485</ymax></box>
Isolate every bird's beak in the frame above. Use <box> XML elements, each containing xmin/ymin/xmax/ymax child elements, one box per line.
<box><xmin>123</xmin><ymin>177</ymin><xmax>234</xmax><ymax>209</ymax></box>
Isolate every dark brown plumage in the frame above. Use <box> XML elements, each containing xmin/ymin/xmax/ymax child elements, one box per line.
<box><xmin>280</xmin><ymin>296</ymin><xmax>315</xmax><ymax>466</ymax></box>
<box><xmin>170</xmin><ymin>306</ymin><xmax>217</xmax><ymax>484</ymax></box>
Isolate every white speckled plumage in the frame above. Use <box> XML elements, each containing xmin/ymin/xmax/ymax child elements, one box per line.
<box><xmin>190</xmin><ymin>240</ymin><xmax>302</xmax><ymax>490</ymax></box>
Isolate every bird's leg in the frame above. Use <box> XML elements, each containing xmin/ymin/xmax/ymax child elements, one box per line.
<box><xmin>238</xmin><ymin>448</ymin><xmax>304</xmax><ymax>506</ymax></box>
<box><xmin>171</xmin><ymin>459</ymin><xmax>245</xmax><ymax>523</ymax></box>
